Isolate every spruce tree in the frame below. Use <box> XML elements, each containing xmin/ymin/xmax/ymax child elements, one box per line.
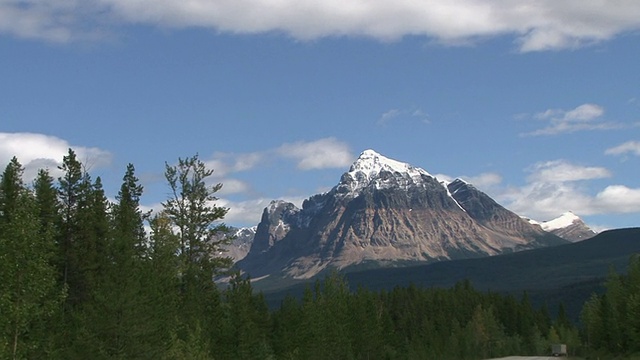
<box><xmin>57</xmin><ymin>149</ymin><xmax>84</xmax><ymax>308</ymax></box>
<box><xmin>89</xmin><ymin>164</ymin><xmax>151</xmax><ymax>358</ymax></box>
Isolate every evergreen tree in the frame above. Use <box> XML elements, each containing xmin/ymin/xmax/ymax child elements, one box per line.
<box><xmin>626</xmin><ymin>255</ymin><xmax>640</xmax><ymax>351</ymax></box>
<box><xmin>33</xmin><ymin>169</ymin><xmax>61</xmax><ymax>245</ymax></box>
<box><xmin>88</xmin><ymin>164</ymin><xmax>152</xmax><ymax>358</ymax></box>
<box><xmin>220</xmin><ymin>274</ymin><xmax>273</xmax><ymax>359</ymax></box>
<box><xmin>57</xmin><ymin>149</ymin><xmax>84</xmax><ymax>308</ymax></box>
<box><xmin>162</xmin><ymin>155</ymin><xmax>233</xmax><ymax>356</ymax></box>
<box><xmin>0</xmin><ymin>158</ymin><xmax>62</xmax><ymax>359</ymax></box>
<box><xmin>146</xmin><ymin>211</ymin><xmax>182</xmax><ymax>357</ymax></box>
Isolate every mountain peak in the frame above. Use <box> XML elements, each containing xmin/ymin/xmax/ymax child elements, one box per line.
<box><xmin>333</xmin><ymin>149</ymin><xmax>434</xmax><ymax>197</ymax></box>
<box><xmin>349</xmin><ymin>149</ymin><xmax>431</xmax><ymax>180</ymax></box>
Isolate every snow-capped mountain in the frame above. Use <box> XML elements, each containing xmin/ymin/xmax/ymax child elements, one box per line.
<box><xmin>237</xmin><ymin>150</ymin><xmax>567</xmax><ymax>279</ymax></box>
<box><xmin>528</xmin><ymin>212</ymin><xmax>596</xmax><ymax>242</ymax></box>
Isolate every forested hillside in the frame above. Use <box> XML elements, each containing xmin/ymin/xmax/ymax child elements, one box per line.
<box><xmin>0</xmin><ymin>150</ymin><xmax>636</xmax><ymax>359</ymax></box>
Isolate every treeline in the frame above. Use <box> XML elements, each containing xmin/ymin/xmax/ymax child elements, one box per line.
<box><xmin>582</xmin><ymin>255</ymin><xmax>640</xmax><ymax>357</ymax></box>
<box><xmin>1</xmin><ymin>149</ymin><xmax>633</xmax><ymax>359</ymax></box>
<box><xmin>268</xmin><ymin>275</ymin><xmax>581</xmax><ymax>359</ymax></box>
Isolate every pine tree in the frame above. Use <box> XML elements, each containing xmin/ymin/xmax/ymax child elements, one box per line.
<box><xmin>162</xmin><ymin>155</ymin><xmax>233</xmax><ymax>356</ymax></box>
<box><xmin>163</xmin><ymin>154</ymin><xmax>232</xmax><ymax>277</ymax></box>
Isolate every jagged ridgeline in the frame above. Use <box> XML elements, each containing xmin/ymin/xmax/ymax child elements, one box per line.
<box><xmin>237</xmin><ymin>150</ymin><xmax>569</xmax><ymax>279</ymax></box>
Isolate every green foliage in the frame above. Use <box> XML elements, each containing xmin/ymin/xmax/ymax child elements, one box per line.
<box><xmin>163</xmin><ymin>154</ymin><xmax>232</xmax><ymax>274</ymax></box>
<box><xmin>0</xmin><ymin>158</ymin><xmax>64</xmax><ymax>359</ymax></box>
<box><xmin>582</xmin><ymin>255</ymin><xmax>640</xmax><ymax>357</ymax></box>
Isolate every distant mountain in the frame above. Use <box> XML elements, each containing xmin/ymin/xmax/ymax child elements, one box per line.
<box><xmin>220</xmin><ymin>226</ymin><xmax>257</xmax><ymax>262</ymax></box>
<box><xmin>237</xmin><ymin>150</ymin><xmax>567</xmax><ymax>279</ymax></box>
<box><xmin>528</xmin><ymin>212</ymin><xmax>597</xmax><ymax>242</ymax></box>
<box><xmin>261</xmin><ymin>228</ymin><xmax>640</xmax><ymax>320</ymax></box>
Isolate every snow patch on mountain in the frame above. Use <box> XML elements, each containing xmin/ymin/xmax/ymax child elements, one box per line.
<box><xmin>540</xmin><ymin>212</ymin><xmax>580</xmax><ymax>231</ymax></box>
<box><xmin>526</xmin><ymin>212</ymin><xmax>596</xmax><ymax>242</ymax></box>
<box><xmin>337</xmin><ymin>149</ymin><xmax>436</xmax><ymax>196</ymax></box>
<box><xmin>440</xmin><ymin>178</ymin><xmax>466</xmax><ymax>212</ymax></box>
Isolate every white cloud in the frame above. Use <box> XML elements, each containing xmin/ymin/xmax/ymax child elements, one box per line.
<box><xmin>526</xmin><ymin>160</ymin><xmax>611</xmax><ymax>183</ymax></box>
<box><xmin>605</xmin><ymin>140</ymin><xmax>640</xmax><ymax>156</ymax></box>
<box><xmin>3</xmin><ymin>1</ymin><xmax>640</xmax><ymax>51</ymax></box>
<box><xmin>463</xmin><ymin>172</ymin><xmax>503</xmax><ymax>189</ymax></box>
<box><xmin>524</xmin><ymin>103</ymin><xmax>622</xmax><ymax>136</ymax></box>
<box><xmin>0</xmin><ymin>132</ymin><xmax>112</xmax><ymax>180</ymax></box>
<box><xmin>205</xmin><ymin>151</ymin><xmax>265</xmax><ymax>178</ymax></box>
<box><xmin>378</xmin><ymin>108</ymin><xmax>429</xmax><ymax>125</ymax></box>
<box><xmin>217</xmin><ymin>195</ymin><xmax>306</xmax><ymax>227</ymax></box>
<box><xmin>594</xmin><ymin>185</ymin><xmax>640</xmax><ymax>213</ymax></box>
<box><xmin>493</xmin><ymin>159</ymin><xmax>640</xmax><ymax>222</ymax></box>
<box><xmin>436</xmin><ymin>172</ymin><xmax>502</xmax><ymax>190</ymax></box>
<box><xmin>277</xmin><ymin>137</ymin><xmax>353</xmax><ymax>170</ymax></box>
<box><xmin>378</xmin><ymin>109</ymin><xmax>402</xmax><ymax>125</ymax></box>
<box><xmin>216</xmin><ymin>178</ymin><xmax>250</xmax><ymax>196</ymax></box>
<box><xmin>564</xmin><ymin>103</ymin><xmax>605</xmax><ymax>121</ymax></box>
<box><xmin>500</xmin><ymin>181</ymin><xmax>594</xmax><ymax>221</ymax></box>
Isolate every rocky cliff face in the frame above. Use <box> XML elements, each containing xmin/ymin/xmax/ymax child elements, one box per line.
<box><xmin>237</xmin><ymin>150</ymin><xmax>568</xmax><ymax>279</ymax></box>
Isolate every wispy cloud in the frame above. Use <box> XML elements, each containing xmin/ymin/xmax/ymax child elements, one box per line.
<box><xmin>3</xmin><ymin>1</ymin><xmax>640</xmax><ymax>51</ymax></box>
<box><xmin>525</xmin><ymin>160</ymin><xmax>611</xmax><ymax>183</ymax></box>
<box><xmin>205</xmin><ymin>151</ymin><xmax>265</xmax><ymax>178</ymax></box>
<box><xmin>522</xmin><ymin>103</ymin><xmax>623</xmax><ymax>136</ymax></box>
<box><xmin>0</xmin><ymin>132</ymin><xmax>112</xmax><ymax>180</ymax></box>
<box><xmin>605</xmin><ymin>140</ymin><xmax>640</xmax><ymax>157</ymax></box>
<box><xmin>378</xmin><ymin>108</ymin><xmax>429</xmax><ymax>126</ymax></box>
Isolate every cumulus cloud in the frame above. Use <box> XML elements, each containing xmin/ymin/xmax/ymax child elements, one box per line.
<box><xmin>276</xmin><ymin>137</ymin><xmax>353</xmax><ymax>170</ymax></box>
<box><xmin>3</xmin><ymin>0</ymin><xmax>640</xmax><ymax>51</ymax></box>
<box><xmin>0</xmin><ymin>132</ymin><xmax>112</xmax><ymax>180</ymax></box>
<box><xmin>605</xmin><ymin>140</ymin><xmax>640</xmax><ymax>157</ymax></box>
<box><xmin>522</xmin><ymin>103</ymin><xmax>624</xmax><ymax>136</ymax></box>
<box><xmin>494</xmin><ymin>159</ymin><xmax>640</xmax><ymax>221</ymax></box>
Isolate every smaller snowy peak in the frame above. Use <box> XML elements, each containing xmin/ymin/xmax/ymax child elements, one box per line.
<box><xmin>235</xmin><ymin>226</ymin><xmax>258</xmax><ymax>237</ymax></box>
<box><xmin>540</xmin><ymin>212</ymin><xmax>581</xmax><ymax>232</ymax></box>
<box><xmin>527</xmin><ymin>212</ymin><xmax>596</xmax><ymax>242</ymax></box>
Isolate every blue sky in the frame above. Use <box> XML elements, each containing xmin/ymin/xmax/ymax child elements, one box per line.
<box><xmin>1</xmin><ymin>1</ymin><xmax>639</xmax><ymax>231</ymax></box>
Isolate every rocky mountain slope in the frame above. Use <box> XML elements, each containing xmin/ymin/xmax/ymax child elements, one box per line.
<box><xmin>219</xmin><ymin>226</ymin><xmax>257</xmax><ymax>262</ymax></box>
<box><xmin>236</xmin><ymin>150</ymin><xmax>567</xmax><ymax>279</ymax></box>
